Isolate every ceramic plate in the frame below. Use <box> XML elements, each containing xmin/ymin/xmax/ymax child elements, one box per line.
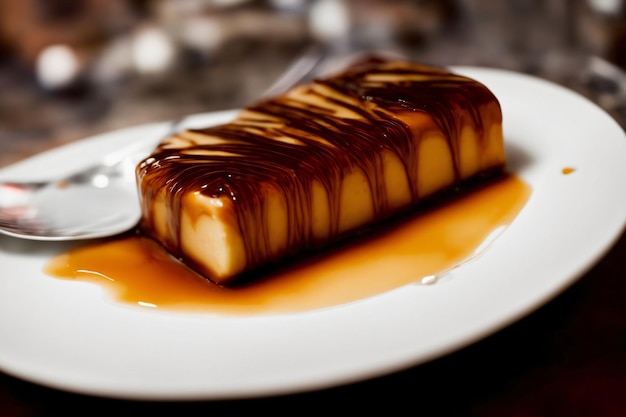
<box><xmin>1</xmin><ymin>67</ymin><xmax>626</xmax><ymax>400</ymax></box>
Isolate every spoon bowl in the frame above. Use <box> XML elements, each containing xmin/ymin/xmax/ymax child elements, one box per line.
<box><xmin>0</xmin><ymin>136</ymin><xmax>160</xmax><ymax>241</ymax></box>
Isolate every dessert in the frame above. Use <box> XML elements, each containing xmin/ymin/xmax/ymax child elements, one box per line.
<box><xmin>136</xmin><ymin>58</ymin><xmax>506</xmax><ymax>286</ymax></box>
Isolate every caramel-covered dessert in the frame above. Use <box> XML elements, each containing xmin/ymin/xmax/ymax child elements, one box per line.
<box><xmin>136</xmin><ymin>58</ymin><xmax>506</xmax><ymax>285</ymax></box>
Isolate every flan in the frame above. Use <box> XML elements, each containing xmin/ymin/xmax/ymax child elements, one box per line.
<box><xmin>136</xmin><ymin>58</ymin><xmax>506</xmax><ymax>285</ymax></box>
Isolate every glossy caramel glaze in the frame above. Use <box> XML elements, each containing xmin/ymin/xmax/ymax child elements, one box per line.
<box><xmin>136</xmin><ymin>58</ymin><xmax>504</xmax><ymax>283</ymax></box>
<box><xmin>47</xmin><ymin>174</ymin><xmax>530</xmax><ymax>316</ymax></box>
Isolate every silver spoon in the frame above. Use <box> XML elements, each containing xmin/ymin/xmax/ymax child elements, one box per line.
<box><xmin>0</xmin><ymin>134</ymin><xmax>168</xmax><ymax>241</ymax></box>
<box><xmin>0</xmin><ymin>45</ymin><xmax>327</xmax><ymax>241</ymax></box>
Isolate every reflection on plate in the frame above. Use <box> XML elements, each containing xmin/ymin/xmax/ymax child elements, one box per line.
<box><xmin>1</xmin><ymin>67</ymin><xmax>626</xmax><ymax>401</ymax></box>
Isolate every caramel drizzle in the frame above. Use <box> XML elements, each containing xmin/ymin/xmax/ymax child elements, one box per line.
<box><xmin>137</xmin><ymin>59</ymin><xmax>501</xmax><ymax>275</ymax></box>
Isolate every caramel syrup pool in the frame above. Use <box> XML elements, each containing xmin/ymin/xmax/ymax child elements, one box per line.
<box><xmin>45</xmin><ymin>174</ymin><xmax>531</xmax><ymax>315</ymax></box>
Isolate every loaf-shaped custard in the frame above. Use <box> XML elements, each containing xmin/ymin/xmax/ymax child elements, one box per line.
<box><xmin>136</xmin><ymin>58</ymin><xmax>505</xmax><ymax>285</ymax></box>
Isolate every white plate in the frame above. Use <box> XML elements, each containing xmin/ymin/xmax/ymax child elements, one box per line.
<box><xmin>1</xmin><ymin>67</ymin><xmax>626</xmax><ymax>401</ymax></box>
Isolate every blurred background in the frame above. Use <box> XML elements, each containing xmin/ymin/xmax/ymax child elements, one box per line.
<box><xmin>1</xmin><ymin>0</ymin><xmax>625</xmax><ymax>167</ymax></box>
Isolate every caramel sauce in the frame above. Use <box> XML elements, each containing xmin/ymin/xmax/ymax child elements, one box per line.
<box><xmin>45</xmin><ymin>174</ymin><xmax>530</xmax><ymax>316</ymax></box>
